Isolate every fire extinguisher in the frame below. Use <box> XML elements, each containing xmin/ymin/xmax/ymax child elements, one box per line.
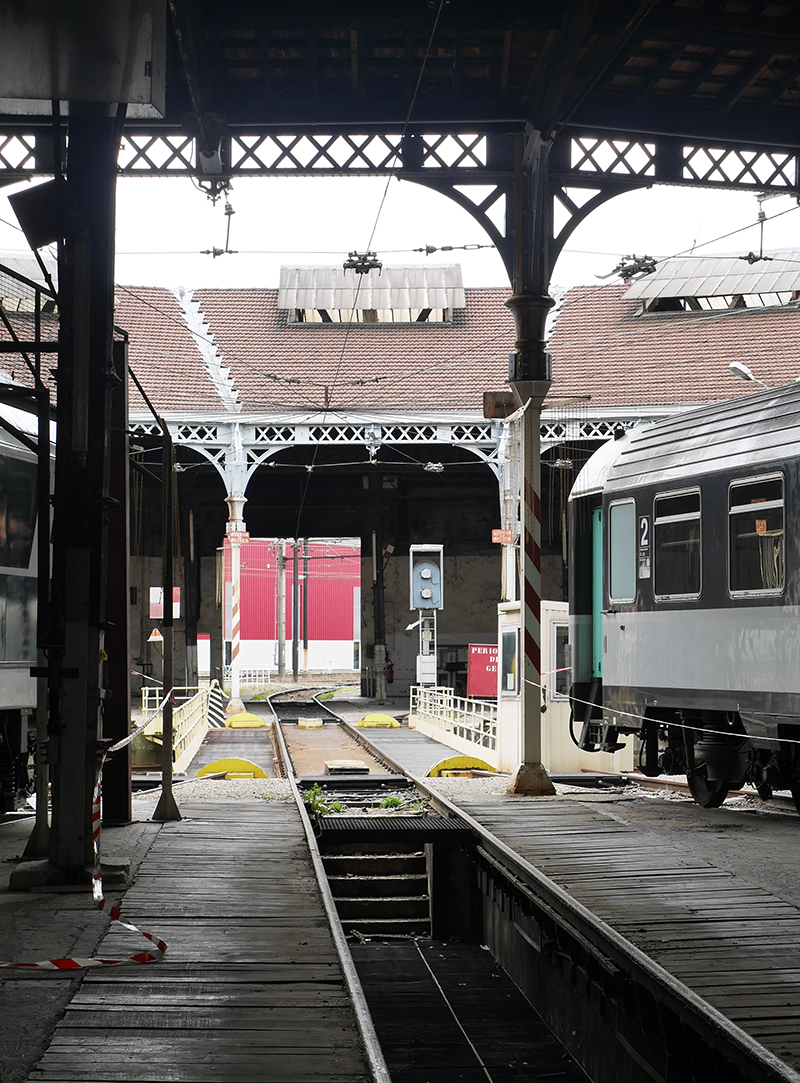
<box><xmin>386</xmin><ymin>655</ymin><xmax>394</xmax><ymax>684</ymax></box>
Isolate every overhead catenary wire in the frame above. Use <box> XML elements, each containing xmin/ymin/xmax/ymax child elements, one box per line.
<box><xmin>530</xmin><ymin>673</ymin><xmax>800</xmax><ymax>749</ymax></box>
<box><xmin>291</xmin><ymin>0</ymin><xmax>450</xmax><ymax>535</ymax></box>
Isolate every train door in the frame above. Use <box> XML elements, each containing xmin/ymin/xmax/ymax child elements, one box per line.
<box><xmin>591</xmin><ymin>508</ymin><xmax>603</xmax><ymax>679</ymax></box>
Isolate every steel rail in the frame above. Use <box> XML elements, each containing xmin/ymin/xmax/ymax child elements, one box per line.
<box><xmin>267</xmin><ymin>686</ymin><xmax>342</xmax><ymax>723</ymax></box>
<box><xmin>266</xmin><ymin>697</ymin><xmax>392</xmax><ymax>1083</ymax></box>
<box><xmin>336</xmin><ymin>717</ymin><xmax>800</xmax><ymax>1083</ymax></box>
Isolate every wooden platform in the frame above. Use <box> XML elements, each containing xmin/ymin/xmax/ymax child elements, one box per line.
<box><xmin>188</xmin><ymin>727</ymin><xmax>278</xmax><ymax>777</ymax></box>
<box><xmin>451</xmin><ymin>794</ymin><xmax>800</xmax><ymax>1074</ymax></box>
<box><xmin>31</xmin><ymin>802</ymin><xmax>369</xmax><ymax>1083</ymax></box>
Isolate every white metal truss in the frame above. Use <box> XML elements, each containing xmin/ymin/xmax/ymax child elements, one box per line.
<box><xmin>129</xmin><ymin>407</ymin><xmax>670</xmax><ymax>527</ymax></box>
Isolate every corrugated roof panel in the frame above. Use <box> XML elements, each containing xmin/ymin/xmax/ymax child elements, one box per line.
<box><xmin>754</xmin><ymin>271</ymin><xmax>781</xmax><ymax>292</ymax></box>
<box><xmin>278</xmin><ymin>264</ymin><xmax>466</xmax><ymax>310</ymax></box>
<box><xmin>681</xmin><ymin>276</ymin><xmax>706</xmax><ymax>295</ymax></box>
<box><xmin>623</xmin><ymin>252</ymin><xmax>800</xmax><ymax>300</ymax></box>
<box><xmin>774</xmin><ymin>272</ymin><xmax>799</xmax><ymax>292</ymax></box>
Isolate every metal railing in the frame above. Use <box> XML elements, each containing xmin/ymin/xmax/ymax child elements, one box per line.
<box><xmin>222</xmin><ymin>666</ymin><xmax>274</xmax><ymax>687</ymax></box>
<box><xmin>141</xmin><ymin>686</ymin><xmax>203</xmax><ymax>713</ymax></box>
<box><xmin>140</xmin><ymin>686</ymin><xmax>211</xmax><ymax>774</ymax></box>
<box><xmin>410</xmin><ymin>686</ymin><xmax>498</xmax><ymax>752</ymax></box>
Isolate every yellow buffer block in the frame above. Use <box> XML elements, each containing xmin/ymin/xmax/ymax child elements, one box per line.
<box><xmin>196</xmin><ymin>758</ymin><xmax>269</xmax><ymax>779</ymax></box>
<box><xmin>357</xmin><ymin>713</ymin><xmax>400</xmax><ymax>728</ymax></box>
<box><xmin>225</xmin><ymin>712</ymin><xmax>267</xmax><ymax>728</ymax></box>
<box><xmin>427</xmin><ymin>755</ymin><xmax>496</xmax><ymax>777</ymax></box>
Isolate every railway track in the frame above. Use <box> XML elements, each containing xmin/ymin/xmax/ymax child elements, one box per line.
<box><xmin>625</xmin><ymin>772</ymin><xmax>799</xmax><ymax>813</ymax></box>
<box><xmin>263</xmin><ymin>690</ymin><xmax>800</xmax><ymax>1083</ymax></box>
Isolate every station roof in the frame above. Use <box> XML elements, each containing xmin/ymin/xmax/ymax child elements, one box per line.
<box><xmin>116</xmin><ymin>280</ymin><xmax>514</xmax><ymax>415</ymax></box>
<box><xmin>6</xmin><ymin>266</ymin><xmax>798</xmax><ymax>420</ymax></box>
<box><xmin>547</xmin><ymin>280</ymin><xmax>800</xmax><ymax>408</ymax></box>
<box><xmin>116</xmin><ymin>286</ymin><xmax>228</xmax><ymax>414</ymax></box>
<box><xmin>4</xmin><ymin>3</ymin><xmax>800</xmax><ymax>149</ymax></box>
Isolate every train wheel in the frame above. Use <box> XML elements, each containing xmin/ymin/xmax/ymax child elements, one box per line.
<box><xmin>686</xmin><ymin>766</ymin><xmax>729</xmax><ymax>809</ymax></box>
<box><xmin>790</xmin><ymin>784</ymin><xmax>800</xmax><ymax>816</ymax></box>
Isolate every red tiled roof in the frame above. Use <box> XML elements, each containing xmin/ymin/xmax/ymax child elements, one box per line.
<box><xmin>10</xmin><ymin>280</ymin><xmax>795</xmax><ymax>420</ymax></box>
<box><xmin>0</xmin><ymin>309</ymin><xmax>58</xmax><ymax>402</ymax></box>
<box><xmin>115</xmin><ymin>287</ymin><xmax>223</xmax><ymax>413</ymax></box>
<box><xmin>548</xmin><ymin>283</ymin><xmax>800</xmax><ymax>407</ymax></box>
<box><xmin>192</xmin><ymin>286</ymin><xmax>515</xmax><ymax>413</ymax></box>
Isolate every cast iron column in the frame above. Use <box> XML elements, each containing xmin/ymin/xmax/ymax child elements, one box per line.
<box><xmin>102</xmin><ymin>339</ymin><xmax>132</xmax><ymax>825</ymax></box>
<box><xmin>506</xmin><ymin>127</ymin><xmax>557</xmax><ymax>796</ymax></box>
<box><xmin>48</xmin><ymin>107</ymin><xmax>122</xmax><ymax>874</ymax></box>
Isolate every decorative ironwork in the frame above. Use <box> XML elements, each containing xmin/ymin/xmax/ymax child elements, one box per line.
<box><xmin>682</xmin><ymin>146</ymin><xmax>797</xmax><ymax>188</ymax></box>
<box><xmin>559</xmin><ymin>134</ymin><xmax>798</xmax><ymax>193</ymax></box>
<box><xmin>3</xmin><ymin>126</ymin><xmax>794</xmax><ymax>195</ymax></box>
<box><xmin>253</xmin><ymin>424</ymin><xmax>295</xmax><ymax>444</ymax></box>
<box><xmin>4</xmin><ymin>125</ymin><xmax>797</xmax><ymax>288</ymax></box>
<box><xmin>569</xmin><ymin>137</ymin><xmax>657</xmax><ymax>179</ymax></box>
<box><xmin>176</xmin><ymin>424</ymin><xmax>219</xmax><ymax>442</ymax></box>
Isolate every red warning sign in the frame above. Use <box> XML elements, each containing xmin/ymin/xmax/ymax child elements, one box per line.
<box><xmin>466</xmin><ymin>643</ymin><xmax>499</xmax><ymax>698</ymax></box>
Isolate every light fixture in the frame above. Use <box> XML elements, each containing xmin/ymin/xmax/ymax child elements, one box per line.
<box><xmin>728</xmin><ymin>361</ymin><xmax>769</xmax><ymax>389</ymax></box>
<box><xmin>365</xmin><ymin>433</ymin><xmax>381</xmax><ymax>462</ymax></box>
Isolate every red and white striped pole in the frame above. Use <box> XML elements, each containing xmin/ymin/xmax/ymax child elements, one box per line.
<box><xmin>507</xmin><ymin>288</ymin><xmax>557</xmax><ymax>795</ymax></box>
<box><xmin>225</xmin><ymin>492</ymin><xmax>247</xmax><ymax>702</ymax></box>
<box><xmin>230</xmin><ymin>537</ymin><xmax>242</xmax><ymax>700</ymax></box>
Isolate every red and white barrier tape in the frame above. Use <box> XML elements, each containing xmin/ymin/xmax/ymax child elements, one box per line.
<box><xmin>0</xmin><ymin>691</ymin><xmax>172</xmax><ymax>971</ymax></box>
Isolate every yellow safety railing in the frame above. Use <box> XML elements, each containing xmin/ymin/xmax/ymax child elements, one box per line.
<box><xmin>139</xmin><ymin>686</ymin><xmax>211</xmax><ymax>775</ymax></box>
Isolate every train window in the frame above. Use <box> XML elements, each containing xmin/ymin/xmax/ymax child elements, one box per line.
<box><xmin>653</xmin><ymin>489</ymin><xmax>701</xmax><ymax>599</ymax></box>
<box><xmin>0</xmin><ymin>453</ymin><xmax>37</xmax><ymax>570</ymax></box>
<box><xmin>550</xmin><ymin>622</ymin><xmax>569</xmax><ymax>700</ymax></box>
<box><xmin>500</xmin><ymin>627</ymin><xmax>519</xmax><ymax>696</ymax></box>
<box><xmin>0</xmin><ymin>574</ymin><xmax>36</xmax><ymax>662</ymax></box>
<box><xmin>608</xmin><ymin>500</ymin><xmax>636</xmax><ymax>602</ymax></box>
<box><xmin>729</xmin><ymin>475</ymin><xmax>784</xmax><ymax>595</ymax></box>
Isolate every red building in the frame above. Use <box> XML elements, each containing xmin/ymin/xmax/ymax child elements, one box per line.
<box><xmin>221</xmin><ymin>538</ymin><xmax>361</xmax><ymax>674</ymax></box>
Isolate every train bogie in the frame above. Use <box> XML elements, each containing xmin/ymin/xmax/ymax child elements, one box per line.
<box><xmin>568</xmin><ymin>384</ymin><xmax>800</xmax><ymax>812</ymax></box>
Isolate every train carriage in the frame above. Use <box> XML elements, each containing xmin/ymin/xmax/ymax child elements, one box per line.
<box><xmin>568</xmin><ymin>382</ymin><xmax>800</xmax><ymax>811</ymax></box>
<box><xmin>0</xmin><ymin>399</ymin><xmax>42</xmax><ymax>812</ymax></box>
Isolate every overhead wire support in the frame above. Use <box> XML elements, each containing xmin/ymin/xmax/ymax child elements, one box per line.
<box><xmin>412</xmin><ymin>243</ymin><xmax>495</xmax><ymax>255</ymax></box>
<box><xmin>343</xmin><ymin>250</ymin><xmax>382</xmax><ymax>275</ymax></box>
<box><xmin>201</xmin><ymin>197</ymin><xmax>237</xmax><ymax>257</ymax></box>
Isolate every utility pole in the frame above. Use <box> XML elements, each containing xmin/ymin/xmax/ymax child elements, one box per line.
<box><xmin>372</xmin><ymin>528</ymin><xmax>387</xmax><ymax>704</ymax></box>
<box><xmin>277</xmin><ymin>543</ymin><xmax>285</xmax><ymax>678</ymax></box>
<box><xmin>153</xmin><ymin>423</ymin><xmax>180</xmax><ymax>821</ymax></box>
<box><xmin>292</xmin><ymin>539</ymin><xmax>300</xmax><ymax>682</ymax></box>
<box><xmin>302</xmin><ymin>539</ymin><xmax>309</xmax><ymax>673</ymax></box>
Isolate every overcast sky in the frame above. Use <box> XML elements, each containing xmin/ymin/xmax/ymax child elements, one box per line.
<box><xmin>1</xmin><ymin>172</ymin><xmax>799</xmax><ymax>293</ymax></box>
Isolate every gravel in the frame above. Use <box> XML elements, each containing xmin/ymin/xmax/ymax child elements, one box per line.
<box><xmin>132</xmin><ymin>776</ymin><xmax>293</xmax><ymax>804</ymax></box>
